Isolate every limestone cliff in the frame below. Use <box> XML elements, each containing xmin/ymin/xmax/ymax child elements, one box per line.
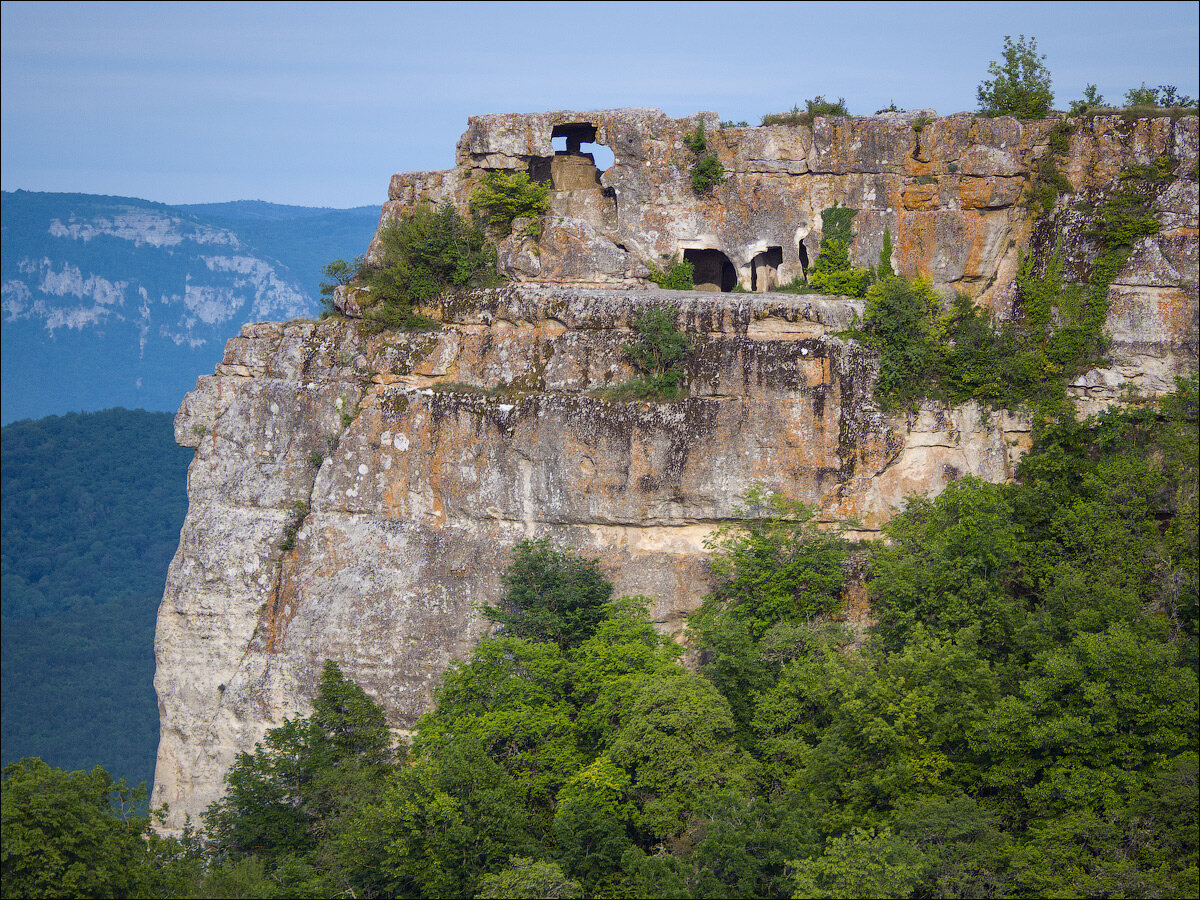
<box><xmin>153</xmin><ymin>109</ymin><xmax>1198</xmax><ymax>830</ymax></box>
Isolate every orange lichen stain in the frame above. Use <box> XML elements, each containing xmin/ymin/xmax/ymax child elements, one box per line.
<box><xmin>958</xmin><ymin>178</ymin><xmax>996</xmax><ymax>209</ymax></box>
<box><xmin>382</xmin><ymin>482</ymin><xmax>410</xmax><ymax>518</ymax></box>
<box><xmin>1157</xmin><ymin>288</ymin><xmax>1193</xmax><ymax>336</ymax></box>
<box><xmin>901</xmin><ymin>184</ymin><xmax>938</xmax><ymax>210</ymax></box>
<box><xmin>260</xmin><ymin>564</ymin><xmax>303</xmax><ymax>653</ymax></box>
<box><xmin>797</xmin><ymin>357</ymin><xmax>829</xmax><ymax>386</ymax></box>
<box><xmin>904</xmin><ymin>155</ymin><xmax>934</xmax><ymax>178</ymax></box>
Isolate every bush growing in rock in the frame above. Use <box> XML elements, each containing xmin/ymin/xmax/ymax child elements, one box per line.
<box><xmin>683</xmin><ymin>120</ymin><xmax>725</xmax><ymax>195</ymax></box>
<box><xmin>646</xmin><ymin>256</ymin><xmax>694</xmax><ymax>290</ymax></box>
<box><xmin>469</xmin><ymin>171</ymin><xmax>550</xmax><ymax>237</ymax></box>
<box><xmin>976</xmin><ymin>34</ymin><xmax>1054</xmax><ymax>118</ymax></box>
<box><xmin>362</xmin><ymin>201</ymin><xmax>497</xmax><ymax>331</ymax></box>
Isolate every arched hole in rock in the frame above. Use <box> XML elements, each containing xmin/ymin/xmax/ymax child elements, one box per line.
<box><xmin>549</xmin><ymin>122</ymin><xmax>614</xmax><ymax>190</ymax></box>
<box><xmin>684</xmin><ymin>248</ymin><xmax>738</xmax><ymax>292</ymax></box>
<box><xmin>751</xmin><ymin>246</ymin><xmax>784</xmax><ymax>292</ymax></box>
<box><xmin>798</xmin><ymin>240</ymin><xmax>810</xmax><ymax>274</ymax></box>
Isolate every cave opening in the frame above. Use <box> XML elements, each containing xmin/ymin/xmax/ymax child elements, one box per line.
<box><xmin>798</xmin><ymin>239</ymin><xmax>810</xmax><ymax>274</ymax></box>
<box><xmin>684</xmin><ymin>248</ymin><xmax>738</xmax><ymax>292</ymax></box>
<box><xmin>751</xmin><ymin>246</ymin><xmax>784</xmax><ymax>292</ymax></box>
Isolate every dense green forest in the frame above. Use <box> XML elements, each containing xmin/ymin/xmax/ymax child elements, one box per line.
<box><xmin>1</xmin><ymin>409</ymin><xmax>192</xmax><ymax>789</ymax></box>
<box><xmin>4</xmin><ymin>381</ymin><xmax>1195</xmax><ymax>898</ymax></box>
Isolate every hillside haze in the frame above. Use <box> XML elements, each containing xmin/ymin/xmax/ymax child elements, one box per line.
<box><xmin>1</xmin><ymin>191</ymin><xmax>379</xmax><ymax>423</ymax></box>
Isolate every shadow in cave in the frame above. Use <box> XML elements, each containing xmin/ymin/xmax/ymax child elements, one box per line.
<box><xmin>684</xmin><ymin>248</ymin><xmax>738</xmax><ymax>292</ymax></box>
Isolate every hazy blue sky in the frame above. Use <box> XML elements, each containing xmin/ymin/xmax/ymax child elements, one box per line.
<box><xmin>3</xmin><ymin>1</ymin><xmax>1198</xmax><ymax>207</ymax></box>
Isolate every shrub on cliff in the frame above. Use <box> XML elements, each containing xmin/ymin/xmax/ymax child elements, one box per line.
<box><xmin>1124</xmin><ymin>83</ymin><xmax>1197</xmax><ymax>110</ymax></box>
<box><xmin>976</xmin><ymin>34</ymin><xmax>1054</xmax><ymax>118</ymax></box>
<box><xmin>804</xmin><ymin>203</ymin><xmax>872</xmax><ymax>298</ymax></box>
<box><xmin>646</xmin><ymin>255</ymin><xmax>694</xmax><ymax>290</ymax></box>
<box><xmin>761</xmin><ymin>96</ymin><xmax>848</xmax><ymax>126</ymax></box>
<box><xmin>318</xmin><ymin>255</ymin><xmax>366</xmax><ymax>317</ymax></box>
<box><xmin>599</xmin><ymin>303</ymin><xmax>692</xmax><ymax>401</ymax></box>
<box><xmin>469</xmin><ymin>171</ymin><xmax>550</xmax><ymax>237</ymax></box>
<box><xmin>362</xmin><ymin>201</ymin><xmax>497</xmax><ymax>331</ymax></box>
<box><xmin>682</xmin><ymin>120</ymin><xmax>725</xmax><ymax>195</ymax></box>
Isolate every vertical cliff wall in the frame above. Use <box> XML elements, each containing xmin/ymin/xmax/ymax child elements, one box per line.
<box><xmin>153</xmin><ymin>110</ymin><xmax>1198</xmax><ymax>830</ymax></box>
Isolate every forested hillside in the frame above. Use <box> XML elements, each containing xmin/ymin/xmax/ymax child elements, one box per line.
<box><xmin>4</xmin><ymin>382</ymin><xmax>1195</xmax><ymax>898</ymax></box>
<box><xmin>1</xmin><ymin>409</ymin><xmax>191</xmax><ymax>789</ymax></box>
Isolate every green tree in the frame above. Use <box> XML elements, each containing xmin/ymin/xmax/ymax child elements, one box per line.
<box><xmin>870</xmin><ymin>477</ymin><xmax>1025</xmax><ymax>659</ymax></box>
<box><xmin>858</xmin><ymin>275</ymin><xmax>946</xmax><ymax>409</ymax></box>
<box><xmin>624</xmin><ymin>304</ymin><xmax>691</xmax><ymax>379</ymax></box>
<box><xmin>609</xmin><ymin>673</ymin><xmax>755</xmax><ymax>841</ymax></box>
<box><xmin>689</xmin><ymin>486</ymin><xmax>849</xmax><ymax>744</ymax></box>
<box><xmin>482</xmin><ymin>539</ymin><xmax>614</xmax><ymax>650</ymax></box>
<box><xmin>977</xmin><ymin>34</ymin><xmax>1054</xmax><ymax>118</ymax></box>
<box><xmin>790</xmin><ymin>826</ymin><xmax>923</xmax><ymax>899</ymax></box>
<box><xmin>1</xmin><ymin>758</ymin><xmax>152</xmax><ymax>899</ymax></box>
<box><xmin>682</xmin><ymin>119</ymin><xmax>726</xmax><ymax>195</ymax></box>
<box><xmin>1069</xmin><ymin>83</ymin><xmax>1105</xmax><ymax>115</ymax></box>
<box><xmin>807</xmin><ymin>204</ymin><xmax>872</xmax><ymax>297</ymax></box>
<box><xmin>469</xmin><ymin>171</ymin><xmax>551</xmax><ymax>236</ymax></box>
<box><xmin>876</xmin><ymin>226</ymin><xmax>895</xmax><ymax>280</ymax></box>
<box><xmin>551</xmin><ymin>757</ymin><xmax>635</xmax><ymax>892</ymax></box>
<box><xmin>1123</xmin><ymin>83</ymin><xmax>1196</xmax><ymax>109</ymax></box>
<box><xmin>317</xmin><ymin>256</ymin><xmax>363</xmax><ymax>306</ymax></box>
<box><xmin>202</xmin><ymin>660</ymin><xmax>394</xmax><ymax>890</ymax></box>
<box><xmin>364</xmin><ymin>201</ymin><xmax>497</xmax><ymax>330</ymax></box>
<box><xmin>476</xmin><ymin>857</ymin><xmax>583</xmax><ymax>899</ymax></box>
<box><xmin>690</xmin><ymin>154</ymin><xmax>726</xmax><ymax>194</ymax></box>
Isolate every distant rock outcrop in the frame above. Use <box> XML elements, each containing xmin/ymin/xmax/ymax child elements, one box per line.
<box><xmin>0</xmin><ymin>193</ymin><xmax>378</xmax><ymax>422</ymax></box>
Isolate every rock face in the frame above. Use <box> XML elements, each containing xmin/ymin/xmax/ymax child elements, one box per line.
<box><xmin>154</xmin><ymin>109</ymin><xmax>1197</xmax><ymax>830</ymax></box>
<box><xmin>152</xmin><ymin>286</ymin><xmax>1032</xmax><ymax>829</ymax></box>
<box><xmin>376</xmin><ymin>108</ymin><xmax>1198</xmax><ymax>410</ymax></box>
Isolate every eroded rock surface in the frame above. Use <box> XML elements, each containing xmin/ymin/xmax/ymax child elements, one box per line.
<box><xmin>375</xmin><ymin>108</ymin><xmax>1197</xmax><ymax>410</ymax></box>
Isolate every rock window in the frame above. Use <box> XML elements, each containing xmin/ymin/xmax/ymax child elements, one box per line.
<box><xmin>548</xmin><ymin>123</ymin><xmax>614</xmax><ymax>190</ymax></box>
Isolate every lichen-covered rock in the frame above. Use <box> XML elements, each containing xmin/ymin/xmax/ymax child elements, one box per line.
<box><xmin>367</xmin><ymin>108</ymin><xmax>1196</xmax><ymax>410</ymax></box>
<box><xmin>152</xmin><ymin>285</ymin><xmax>1033</xmax><ymax>831</ymax></box>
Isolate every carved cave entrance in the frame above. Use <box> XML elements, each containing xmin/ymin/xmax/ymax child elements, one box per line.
<box><xmin>751</xmin><ymin>246</ymin><xmax>783</xmax><ymax>292</ymax></box>
<box><xmin>798</xmin><ymin>239</ymin><xmax>810</xmax><ymax>275</ymax></box>
<box><xmin>685</xmin><ymin>248</ymin><xmax>738</xmax><ymax>292</ymax></box>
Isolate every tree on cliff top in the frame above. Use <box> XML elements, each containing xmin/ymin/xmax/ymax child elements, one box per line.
<box><xmin>977</xmin><ymin>34</ymin><xmax>1054</xmax><ymax>119</ymax></box>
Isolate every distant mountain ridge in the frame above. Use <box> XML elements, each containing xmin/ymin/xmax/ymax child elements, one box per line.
<box><xmin>1</xmin><ymin>191</ymin><xmax>379</xmax><ymax>423</ymax></box>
